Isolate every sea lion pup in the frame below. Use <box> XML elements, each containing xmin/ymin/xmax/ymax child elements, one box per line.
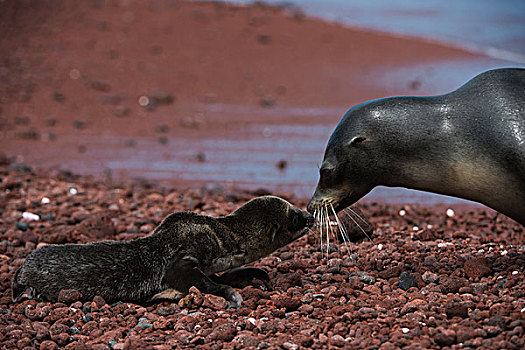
<box><xmin>12</xmin><ymin>196</ymin><xmax>314</xmax><ymax>308</ymax></box>
<box><xmin>308</xmin><ymin>68</ymin><xmax>525</xmax><ymax>225</ymax></box>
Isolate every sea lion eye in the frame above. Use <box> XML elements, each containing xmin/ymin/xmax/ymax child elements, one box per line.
<box><xmin>320</xmin><ymin>168</ymin><xmax>332</xmax><ymax>181</ymax></box>
<box><xmin>292</xmin><ymin>215</ymin><xmax>299</xmax><ymax>228</ymax></box>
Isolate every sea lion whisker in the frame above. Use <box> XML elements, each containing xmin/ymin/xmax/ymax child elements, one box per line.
<box><xmin>315</xmin><ymin>209</ymin><xmax>323</xmax><ymax>257</ymax></box>
<box><xmin>323</xmin><ymin>206</ymin><xmax>330</xmax><ymax>257</ymax></box>
<box><xmin>343</xmin><ymin>208</ymin><xmax>373</xmax><ymax>242</ymax></box>
<box><xmin>345</xmin><ymin>206</ymin><xmax>368</xmax><ymax>225</ymax></box>
<box><xmin>325</xmin><ymin>206</ymin><xmax>344</xmax><ymax>258</ymax></box>
<box><xmin>330</xmin><ymin>203</ymin><xmax>351</xmax><ymax>255</ymax></box>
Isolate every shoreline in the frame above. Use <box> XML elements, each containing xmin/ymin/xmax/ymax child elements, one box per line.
<box><xmin>0</xmin><ymin>0</ymin><xmax>515</xmax><ymax>202</ymax></box>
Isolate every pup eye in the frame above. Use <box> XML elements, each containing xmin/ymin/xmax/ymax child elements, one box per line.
<box><xmin>320</xmin><ymin>168</ymin><xmax>332</xmax><ymax>180</ymax></box>
<box><xmin>292</xmin><ymin>215</ymin><xmax>299</xmax><ymax>227</ymax></box>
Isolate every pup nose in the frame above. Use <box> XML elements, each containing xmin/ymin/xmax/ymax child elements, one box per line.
<box><xmin>303</xmin><ymin>211</ymin><xmax>314</xmax><ymax>228</ymax></box>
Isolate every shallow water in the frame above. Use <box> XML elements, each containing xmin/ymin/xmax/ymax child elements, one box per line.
<box><xmin>219</xmin><ymin>0</ymin><xmax>525</xmax><ymax>63</ymax></box>
<box><xmin>12</xmin><ymin>96</ymin><xmax>483</xmax><ymax>205</ymax></box>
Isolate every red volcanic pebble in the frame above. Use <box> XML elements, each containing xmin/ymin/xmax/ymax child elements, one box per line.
<box><xmin>0</xmin><ymin>163</ymin><xmax>524</xmax><ymax>349</ymax></box>
<box><xmin>57</xmin><ymin>289</ymin><xmax>83</xmax><ymax>304</ymax></box>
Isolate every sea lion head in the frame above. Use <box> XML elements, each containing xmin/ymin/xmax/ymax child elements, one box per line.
<box><xmin>307</xmin><ymin>100</ymin><xmax>394</xmax><ymax>213</ymax></box>
<box><xmin>231</xmin><ymin>196</ymin><xmax>314</xmax><ymax>261</ymax></box>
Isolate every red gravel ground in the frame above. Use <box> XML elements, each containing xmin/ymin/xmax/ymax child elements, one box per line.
<box><xmin>1</xmin><ymin>159</ymin><xmax>524</xmax><ymax>349</ymax></box>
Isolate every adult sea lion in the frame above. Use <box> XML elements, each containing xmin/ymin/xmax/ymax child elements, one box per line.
<box><xmin>13</xmin><ymin>196</ymin><xmax>314</xmax><ymax>308</ymax></box>
<box><xmin>308</xmin><ymin>68</ymin><xmax>525</xmax><ymax>225</ymax></box>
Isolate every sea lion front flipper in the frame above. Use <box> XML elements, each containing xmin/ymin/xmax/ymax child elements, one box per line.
<box><xmin>162</xmin><ymin>257</ymin><xmax>243</xmax><ymax>309</ymax></box>
<box><xmin>211</xmin><ymin>267</ymin><xmax>272</xmax><ymax>291</ymax></box>
<box><xmin>196</xmin><ymin>278</ymin><xmax>243</xmax><ymax>309</ymax></box>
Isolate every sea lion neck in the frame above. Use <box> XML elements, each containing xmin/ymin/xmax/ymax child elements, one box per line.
<box><xmin>215</xmin><ymin>214</ymin><xmax>249</xmax><ymax>236</ymax></box>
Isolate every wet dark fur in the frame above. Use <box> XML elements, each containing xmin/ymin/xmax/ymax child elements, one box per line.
<box><xmin>13</xmin><ymin>196</ymin><xmax>313</xmax><ymax>307</ymax></box>
<box><xmin>308</xmin><ymin>68</ymin><xmax>525</xmax><ymax>225</ymax></box>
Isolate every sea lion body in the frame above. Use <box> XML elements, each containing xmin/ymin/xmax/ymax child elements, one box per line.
<box><xmin>13</xmin><ymin>196</ymin><xmax>313</xmax><ymax>306</ymax></box>
<box><xmin>308</xmin><ymin>68</ymin><xmax>525</xmax><ymax>225</ymax></box>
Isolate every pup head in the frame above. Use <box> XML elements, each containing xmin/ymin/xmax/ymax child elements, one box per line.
<box><xmin>231</xmin><ymin>196</ymin><xmax>314</xmax><ymax>262</ymax></box>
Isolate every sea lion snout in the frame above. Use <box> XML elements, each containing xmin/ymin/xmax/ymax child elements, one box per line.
<box><xmin>304</xmin><ymin>211</ymin><xmax>314</xmax><ymax>228</ymax></box>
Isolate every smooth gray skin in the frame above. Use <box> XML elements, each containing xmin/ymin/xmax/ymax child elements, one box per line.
<box><xmin>308</xmin><ymin>68</ymin><xmax>525</xmax><ymax>225</ymax></box>
<box><xmin>13</xmin><ymin>196</ymin><xmax>314</xmax><ymax>307</ymax></box>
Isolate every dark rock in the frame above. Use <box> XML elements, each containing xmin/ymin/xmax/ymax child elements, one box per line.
<box><xmin>434</xmin><ymin>330</ymin><xmax>456</xmax><ymax>347</ymax></box>
<box><xmin>16</xmin><ymin>222</ymin><xmax>29</xmax><ymax>231</ymax></box>
<box><xmin>441</xmin><ymin>277</ymin><xmax>466</xmax><ymax>294</ymax></box>
<box><xmin>53</xmin><ymin>92</ymin><xmax>65</xmax><ymax>102</ymax></box>
<box><xmin>89</xmin><ymin>80</ymin><xmax>111</xmax><ymax>92</ymax></box>
<box><xmin>445</xmin><ymin>302</ymin><xmax>469</xmax><ymax>319</ymax></box>
<box><xmin>15</xmin><ymin>128</ymin><xmax>40</xmax><ymax>140</ymax></box>
<box><xmin>73</xmin><ymin>120</ymin><xmax>86</xmax><ymax>130</ymax></box>
<box><xmin>69</xmin><ymin>327</ymin><xmax>81</xmax><ymax>335</ymax></box>
<box><xmin>399</xmin><ymin>271</ymin><xmax>418</xmax><ymax>291</ymax></box>
<box><xmin>487</xmin><ymin>316</ymin><xmax>506</xmax><ymax>330</ymax></box>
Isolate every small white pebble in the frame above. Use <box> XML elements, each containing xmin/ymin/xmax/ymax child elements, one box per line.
<box><xmin>41</xmin><ymin>197</ymin><xmax>50</xmax><ymax>204</ymax></box>
<box><xmin>69</xmin><ymin>188</ymin><xmax>78</xmax><ymax>195</ymax></box>
<box><xmin>497</xmin><ymin>276</ymin><xmax>503</xmax><ymax>279</ymax></box>
<box><xmin>446</xmin><ymin>209</ymin><xmax>455</xmax><ymax>217</ymax></box>
<box><xmin>345</xmin><ymin>337</ymin><xmax>352</xmax><ymax>342</ymax></box>
<box><xmin>399</xmin><ymin>209</ymin><xmax>406</xmax><ymax>216</ymax></box>
<box><xmin>512</xmin><ymin>271</ymin><xmax>518</xmax><ymax>275</ymax></box>
<box><xmin>247</xmin><ymin>317</ymin><xmax>256</xmax><ymax>325</ymax></box>
<box><xmin>377</xmin><ymin>244</ymin><xmax>383</xmax><ymax>250</ymax></box>
<box><xmin>501</xmin><ymin>250</ymin><xmax>508</xmax><ymax>256</ymax></box>
<box><xmin>138</xmin><ymin>95</ymin><xmax>150</xmax><ymax>106</ymax></box>
<box><xmin>427</xmin><ymin>224</ymin><xmax>433</xmax><ymax>229</ymax></box>
<box><xmin>109</xmin><ymin>204</ymin><xmax>119</xmax><ymax>211</ymax></box>
<box><xmin>22</xmin><ymin>212</ymin><xmax>40</xmax><ymax>221</ymax></box>
<box><xmin>69</xmin><ymin>69</ymin><xmax>81</xmax><ymax>80</ymax></box>
<box><xmin>194</xmin><ymin>325</ymin><xmax>201</xmax><ymax>330</ymax></box>
<box><xmin>521</xmin><ymin>307</ymin><xmax>525</xmax><ymax>313</ymax></box>
<box><xmin>412</xmin><ymin>226</ymin><xmax>419</xmax><ymax>231</ymax></box>
<box><xmin>402</xmin><ymin>328</ymin><xmax>410</xmax><ymax>334</ymax></box>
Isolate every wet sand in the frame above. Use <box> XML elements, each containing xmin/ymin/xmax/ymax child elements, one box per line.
<box><xmin>0</xmin><ymin>0</ymin><xmax>490</xmax><ymax>198</ymax></box>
